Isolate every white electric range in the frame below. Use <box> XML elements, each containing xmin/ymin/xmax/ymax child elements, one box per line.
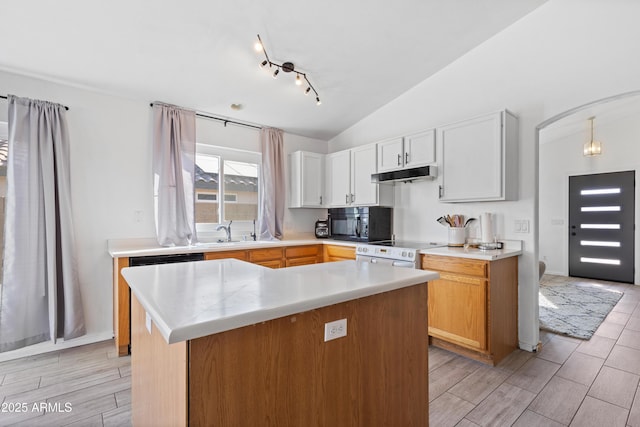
<box><xmin>355</xmin><ymin>240</ymin><xmax>446</xmax><ymax>269</ymax></box>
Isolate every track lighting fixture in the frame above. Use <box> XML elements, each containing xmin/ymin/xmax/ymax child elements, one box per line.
<box><xmin>255</xmin><ymin>34</ymin><xmax>321</xmax><ymax>105</ymax></box>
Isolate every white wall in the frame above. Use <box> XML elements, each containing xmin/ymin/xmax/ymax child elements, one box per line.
<box><xmin>329</xmin><ymin>0</ymin><xmax>640</xmax><ymax>351</ymax></box>
<box><xmin>0</xmin><ymin>70</ymin><xmax>327</xmax><ymax>356</ymax></box>
<box><xmin>540</xmin><ymin>107</ymin><xmax>640</xmax><ymax>280</ymax></box>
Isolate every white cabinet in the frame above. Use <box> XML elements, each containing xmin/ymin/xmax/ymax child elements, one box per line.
<box><xmin>326</xmin><ymin>150</ymin><xmax>351</xmax><ymax>206</ymax></box>
<box><xmin>289</xmin><ymin>151</ymin><xmax>325</xmax><ymax>208</ymax></box>
<box><xmin>376</xmin><ymin>129</ymin><xmax>435</xmax><ymax>173</ymax></box>
<box><xmin>438</xmin><ymin>110</ymin><xmax>518</xmax><ymax>202</ymax></box>
<box><xmin>326</xmin><ymin>145</ymin><xmax>393</xmax><ymax>207</ymax></box>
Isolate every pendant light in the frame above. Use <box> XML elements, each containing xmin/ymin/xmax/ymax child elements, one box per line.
<box><xmin>583</xmin><ymin>116</ymin><xmax>602</xmax><ymax>156</ymax></box>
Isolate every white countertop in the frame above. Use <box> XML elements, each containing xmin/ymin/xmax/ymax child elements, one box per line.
<box><xmin>108</xmin><ymin>237</ymin><xmax>354</xmax><ymax>258</ymax></box>
<box><xmin>420</xmin><ymin>240</ymin><xmax>523</xmax><ymax>260</ymax></box>
<box><xmin>122</xmin><ymin>259</ymin><xmax>439</xmax><ymax>345</ymax></box>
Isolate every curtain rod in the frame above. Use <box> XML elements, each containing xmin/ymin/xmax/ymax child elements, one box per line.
<box><xmin>149</xmin><ymin>102</ymin><xmax>261</xmax><ymax>130</ymax></box>
<box><xmin>0</xmin><ymin>94</ymin><xmax>69</xmax><ymax>111</ymax></box>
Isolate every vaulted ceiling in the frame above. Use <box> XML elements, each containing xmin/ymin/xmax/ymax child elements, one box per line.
<box><xmin>0</xmin><ymin>0</ymin><xmax>547</xmax><ymax>140</ymax></box>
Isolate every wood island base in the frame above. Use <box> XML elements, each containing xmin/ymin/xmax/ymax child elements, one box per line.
<box><xmin>131</xmin><ymin>283</ymin><xmax>429</xmax><ymax>427</ymax></box>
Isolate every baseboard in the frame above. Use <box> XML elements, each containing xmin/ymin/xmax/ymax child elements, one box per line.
<box><xmin>0</xmin><ymin>331</ymin><xmax>114</xmax><ymax>362</ymax></box>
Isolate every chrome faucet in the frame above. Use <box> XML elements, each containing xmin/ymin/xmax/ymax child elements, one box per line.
<box><xmin>216</xmin><ymin>220</ymin><xmax>232</xmax><ymax>242</ymax></box>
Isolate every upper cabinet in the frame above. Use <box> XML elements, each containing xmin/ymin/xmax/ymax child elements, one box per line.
<box><xmin>326</xmin><ymin>145</ymin><xmax>393</xmax><ymax>207</ymax></box>
<box><xmin>377</xmin><ymin>129</ymin><xmax>436</xmax><ymax>173</ymax></box>
<box><xmin>438</xmin><ymin>110</ymin><xmax>518</xmax><ymax>202</ymax></box>
<box><xmin>289</xmin><ymin>151</ymin><xmax>325</xmax><ymax>208</ymax></box>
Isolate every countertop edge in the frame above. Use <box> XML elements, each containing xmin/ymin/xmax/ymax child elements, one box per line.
<box><xmin>124</xmin><ymin>260</ymin><xmax>438</xmax><ymax>345</ymax></box>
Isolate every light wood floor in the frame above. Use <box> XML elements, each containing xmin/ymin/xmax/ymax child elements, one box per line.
<box><xmin>0</xmin><ymin>275</ymin><xmax>637</xmax><ymax>426</ymax></box>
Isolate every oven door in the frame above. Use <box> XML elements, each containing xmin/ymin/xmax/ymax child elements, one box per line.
<box><xmin>356</xmin><ymin>255</ymin><xmax>416</xmax><ymax>269</ymax></box>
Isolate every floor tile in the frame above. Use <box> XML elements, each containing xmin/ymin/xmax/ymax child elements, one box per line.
<box><xmin>536</xmin><ymin>336</ymin><xmax>579</xmax><ymax>364</ymax></box>
<box><xmin>465</xmin><ymin>382</ymin><xmax>536</xmax><ymax>426</ymax></box>
<box><xmin>612</xmin><ymin>300</ymin><xmax>637</xmax><ymax>314</ymax></box>
<box><xmin>575</xmin><ymin>334</ymin><xmax>616</xmax><ymax>359</ymax></box>
<box><xmin>429</xmin><ymin>392</ymin><xmax>475</xmax><ymax>427</ymax></box>
<box><xmin>528</xmin><ymin>376</ymin><xmax>588</xmax><ymax>424</ymax></box>
<box><xmin>448</xmin><ymin>365</ymin><xmax>509</xmax><ymax>405</ymax></box>
<box><xmin>606</xmin><ymin>310</ymin><xmax>630</xmax><ymax>326</ymax></box>
<box><xmin>626</xmin><ymin>316</ymin><xmax>640</xmax><ymax>331</ymax></box>
<box><xmin>569</xmin><ymin>396</ymin><xmax>628</xmax><ymax>427</ymax></box>
<box><xmin>555</xmin><ymin>351</ymin><xmax>604</xmax><ymax>386</ymax></box>
<box><xmin>456</xmin><ymin>419</ymin><xmax>481</xmax><ymax>427</ymax></box>
<box><xmin>605</xmin><ymin>345</ymin><xmax>640</xmax><ymax>375</ymax></box>
<box><xmin>115</xmin><ymin>388</ymin><xmax>131</xmax><ymax>407</ymax></box>
<box><xmin>594</xmin><ymin>321</ymin><xmax>625</xmax><ymax>340</ymax></box>
<box><xmin>628</xmin><ymin>386</ymin><xmax>640</xmax><ymax>427</ymax></box>
<box><xmin>429</xmin><ymin>357</ymin><xmax>481</xmax><ymax>402</ymax></box>
<box><xmin>513</xmin><ymin>409</ymin><xmax>565</xmax><ymax>427</ymax></box>
<box><xmin>429</xmin><ymin>346</ymin><xmax>459</xmax><ymax>372</ymax></box>
<box><xmin>616</xmin><ymin>329</ymin><xmax>640</xmax><ymax>350</ymax></box>
<box><xmin>587</xmin><ymin>365</ymin><xmax>639</xmax><ymax>409</ymax></box>
<box><xmin>506</xmin><ymin>357</ymin><xmax>561</xmax><ymax>394</ymax></box>
<box><xmin>495</xmin><ymin>349</ymin><xmax>534</xmax><ymax>373</ymax></box>
<box><xmin>102</xmin><ymin>403</ymin><xmax>133</xmax><ymax>427</ymax></box>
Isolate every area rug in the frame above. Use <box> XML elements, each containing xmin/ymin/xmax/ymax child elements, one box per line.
<box><xmin>539</xmin><ymin>281</ymin><xmax>623</xmax><ymax>340</ymax></box>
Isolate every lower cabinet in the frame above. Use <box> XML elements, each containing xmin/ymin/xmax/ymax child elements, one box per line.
<box><xmin>421</xmin><ymin>254</ymin><xmax>518</xmax><ymax>365</ymax></box>
<box><xmin>248</xmin><ymin>248</ymin><xmax>285</xmax><ymax>268</ymax></box>
<box><xmin>323</xmin><ymin>245</ymin><xmax>356</xmax><ymax>262</ymax></box>
<box><xmin>205</xmin><ymin>250</ymin><xmax>248</xmax><ymax>261</ymax></box>
<box><xmin>285</xmin><ymin>245</ymin><xmax>322</xmax><ymax>267</ymax></box>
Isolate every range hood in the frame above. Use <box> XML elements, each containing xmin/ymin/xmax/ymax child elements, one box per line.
<box><xmin>371</xmin><ymin>165</ymin><xmax>437</xmax><ymax>183</ymax></box>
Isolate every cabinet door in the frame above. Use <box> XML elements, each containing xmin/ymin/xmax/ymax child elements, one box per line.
<box><xmin>351</xmin><ymin>144</ymin><xmax>378</xmax><ymax>206</ymax></box>
<box><xmin>376</xmin><ymin>137</ymin><xmax>404</xmax><ymax>172</ymax></box>
<box><xmin>438</xmin><ymin>112</ymin><xmax>504</xmax><ymax>202</ymax></box>
<box><xmin>427</xmin><ymin>273</ymin><xmax>487</xmax><ymax>351</ymax></box>
<box><xmin>404</xmin><ymin>129</ymin><xmax>435</xmax><ymax>168</ymax></box>
<box><xmin>323</xmin><ymin>245</ymin><xmax>356</xmax><ymax>262</ymax></box>
<box><xmin>326</xmin><ymin>150</ymin><xmax>351</xmax><ymax>206</ymax></box>
<box><xmin>289</xmin><ymin>151</ymin><xmax>324</xmax><ymax>208</ymax></box>
<box><xmin>301</xmin><ymin>152</ymin><xmax>324</xmax><ymax>207</ymax></box>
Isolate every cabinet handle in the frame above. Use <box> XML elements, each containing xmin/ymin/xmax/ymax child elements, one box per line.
<box><xmin>320</xmin><ymin>196</ymin><xmax>323</xmax><ymax>205</ymax></box>
<box><xmin>346</xmin><ymin>194</ymin><xmax>349</xmax><ymax>204</ymax></box>
<box><xmin>397</xmin><ymin>154</ymin><xmax>402</xmax><ymax>166</ymax></box>
<box><xmin>351</xmin><ymin>193</ymin><xmax>355</xmax><ymax>203</ymax></box>
<box><xmin>405</xmin><ymin>152</ymin><xmax>409</xmax><ymax>164</ymax></box>
<box><xmin>438</xmin><ymin>185</ymin><xmax>444</xmax><ymax>198</ymax></box>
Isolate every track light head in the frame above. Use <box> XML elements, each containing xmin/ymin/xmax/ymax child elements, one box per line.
<box><xmin>305</xmin><ymin>87</ymin><xmax>311</xmax><ymax>95</ymax></box>
<box><xmin>316</xmin><ymin>97</ymin><xmax>322</xmax><ymax>106</ymax></box>
<box><xmin>295</xmin><ymin>74</ymin><xmax>302</xmax><ymax>86</ymax></box>
<box><xmin>273</xmin><ymin>69</ymin><xmax>280</xmax><ymax>79</ymax></box>
<box><xmin>254</xmin><ymin>41</ymin><xmax>263</xmax><ymax>52</ymax></box>
<box><xmin>260</xmin><ymin>60</ymin><xmax>268</xmax><ymax>69</ymax></box>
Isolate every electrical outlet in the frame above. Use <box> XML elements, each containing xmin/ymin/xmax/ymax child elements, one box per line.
<box><xmin>324</xmin><ymin>319</ymin><xmax>347</xmax><ymax>342</ymax></box>
<box><xmin>521</xmin><ymin>220</ymin><xmax>529</xmax><ymax>233</ymax></box>
<box><xmin>514</xmin><ymin>220</ymin><xmax>522</xmax><ymax>232</ymax></box>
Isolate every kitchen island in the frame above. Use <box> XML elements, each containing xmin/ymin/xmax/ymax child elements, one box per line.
<box><xmin>122</xmin><ymin>258</ymin><xmax>438</xmax><ymax>427</ymax></box>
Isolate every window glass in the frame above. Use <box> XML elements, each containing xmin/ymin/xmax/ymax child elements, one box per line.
<box><xmin>195</xmin><ymin>145</ymin><xmax>260</xmax><ymax>227</ymax></box>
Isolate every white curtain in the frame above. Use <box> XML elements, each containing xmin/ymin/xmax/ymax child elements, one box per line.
<box><xmin>152</xmin><ymin>103</ymin><xmax>197</xmax><ymax>246</ymax></box>
<box><xmin>0</xmin><ymin>95</ymin><xmax>85</xmax><ymax>352</ymax></box>
<box><xmin>258</xmin><ymin>127</ymin><xmax>285</xmax><ymax>240</ymax></box>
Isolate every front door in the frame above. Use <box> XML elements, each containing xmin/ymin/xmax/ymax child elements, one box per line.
<box><xmin>568</xmin><ymin>171</ymin><xmax>635</xmax><ymax>283</ymax></box>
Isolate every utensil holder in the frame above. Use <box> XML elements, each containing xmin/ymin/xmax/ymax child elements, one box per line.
<box><xmin>448</xmin><ymin>227</ymin><xmax>466</xmax><ymax>247</ymax></box>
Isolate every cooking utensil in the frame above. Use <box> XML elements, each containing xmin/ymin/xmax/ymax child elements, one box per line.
<box><xmin>464</xmin><ymin>218</ymin><xmax>476</xmax><ymax>227</ymax></box>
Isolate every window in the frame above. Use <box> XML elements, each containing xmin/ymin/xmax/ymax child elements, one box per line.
<box><xmin>195</xmin><ymin>144</ymin><xmax>260</xmax><ymax>229</ymax></box>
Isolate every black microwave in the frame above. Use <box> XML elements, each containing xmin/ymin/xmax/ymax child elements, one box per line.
<box><xmin>328</xmin><ymin>207</ymin><xmax>392</xmax><ymax>242</ymax></box>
